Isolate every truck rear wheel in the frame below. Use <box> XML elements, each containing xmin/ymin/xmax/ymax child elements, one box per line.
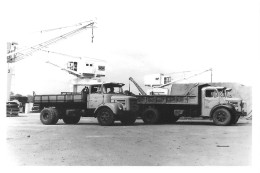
<box><xmin>51</xmin><ymin>108</ymin><xmax>59</xmax><ymax>124</ymax></box>
<box><xmin>142</xmin><ymin>107</ymin><xmax>160</xmax><ymax>124</ymax></box>
<box><xmin>212</xmin><ymin>108</ymin><xmax>232</xmax><ymax>126</ymax></box>
<box><xmin>40</xmin><ymin>108</ymin><xmax>57</xmax><ymax>125</ymax></box>
<box><xmin>120</xmin><ymin>113</ymin><xmax>136</xmax><ymax>125</ymax></box>
<box><xmin>97</xmin><ymin>107</ymin><xmax>115</xmax><ymax>126</ymax></box>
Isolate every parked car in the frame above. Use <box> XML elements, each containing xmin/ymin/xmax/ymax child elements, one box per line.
<box><xmin>6</xmin><ymin>101</ymin><xmax>19</xmax><ymax>116</ymax></box>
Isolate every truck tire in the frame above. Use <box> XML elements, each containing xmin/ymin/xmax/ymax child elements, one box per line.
<box><xmin>120</xmin><ymin>113</ymin><xmax>136</xmax><ymax>125</ymax></box>
<box><xmin>212</xmin><ymin>108</ymin><xmax>232</xmax><ymax>126</ymax></box>
<box><xmin>40</xmin><ymin>108</ymin><xmax>56</xmax><ymax>125</ymax></box>
<box><xmin>51</xmin><ymin>108</ymin><xmax>59</xmax><ymax>124</ymax></box>
<box><xmin>142</xmin><ymin>107</ymin><xmax>160</xmax><ymax>124</ymax></box>
<box><xmin>97</xmin><ymin>107</ymin><xmax>115</xmax><ymax>126</ymax></box>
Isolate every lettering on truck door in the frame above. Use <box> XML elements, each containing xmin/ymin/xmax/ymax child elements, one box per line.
<box><xmin>202</xmin><ymin>88</ymin><xmax>220</xmax><ymax>116</ymax></box>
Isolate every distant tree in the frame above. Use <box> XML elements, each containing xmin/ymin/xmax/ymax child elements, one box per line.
<box><xmin>14</xmin><ymin>94</ymin><xmax>23</xmax><ymax>97</ymax></box>
<box><xmin>10</xmin><ymin>91</ymin><xmax>14</xmax><ymax>96</ymax></box>
<box><xmin>27</xmin><ymin>95</ymin><xmax>34</xmax><ymax>103</ymax></box>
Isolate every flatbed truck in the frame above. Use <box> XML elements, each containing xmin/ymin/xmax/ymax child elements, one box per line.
<box><xmin>33</xmin><ymin>82</ymin><xmax>138</xmax><ymax>126</ymax></box>
<box><xmin>136</xmin><ymin>83</ymin><xmax>247</xmax><ymax>126</ymax></box>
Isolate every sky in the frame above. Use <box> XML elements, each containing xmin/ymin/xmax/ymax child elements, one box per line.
<box><xmin>2</xmin><ymin>0</ymin><xmax>259</xmax><ymax>96</ymax></box>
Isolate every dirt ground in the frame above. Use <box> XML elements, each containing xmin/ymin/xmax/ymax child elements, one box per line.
<box><xmin>5</xmin><ymin>113</ymin><xmax>252</xmax><ymax>166</ymax></box>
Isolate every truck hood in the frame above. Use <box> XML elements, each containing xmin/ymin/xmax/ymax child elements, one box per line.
<box><xmin>225</xmin><ymin>97</ymin><xmax>242</xmax><ymax>102</ymax></box>
<box><xmin>111</xmin><ymin>95</ymin><xmax>135</xmax><ymax>100</ymax></box>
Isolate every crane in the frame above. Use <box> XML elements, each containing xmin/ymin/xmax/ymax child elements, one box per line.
<box><xmin>129</xmin><ymin>77</ymin><xmax>147</xmax><ymax>95</ymax></box>
<box><xmin>6</xmin><ymin>21</ymin><xmax>95</xmax><ymax>101</ymax></box>
<box><xmin>145</xmin><ymin>68</ymin><xmax>213</xmax><ymax>95</ymax></box>
<box><xmin>158</xmin><ymin>68</ymin><xmax>213</xmax><ymax>88</ymax></box>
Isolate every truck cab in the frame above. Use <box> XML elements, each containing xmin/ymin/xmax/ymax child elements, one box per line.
<box><xmin>201</xmin><ymin>86</ymin><xmax>246</xmax><ymax>125</ymax></box>
<box><xmin>78</xmin><ymin>82</ymin><xmax>138</xmax><ymax>125</ymax></box>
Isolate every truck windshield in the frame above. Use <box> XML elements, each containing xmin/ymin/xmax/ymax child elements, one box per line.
<box><xmin>103</xmin><ymin>85</ymin><xmax>123</xmax><ymax>94</ymax></box>
<box><xmin>217</xmin><ymin>89</ymin><xmax>225</xmax><ymax>97</ymax></box>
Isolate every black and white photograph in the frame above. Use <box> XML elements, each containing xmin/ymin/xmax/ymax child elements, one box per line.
<box><xmin>1</xmin><ymin>0</ymin><xmax>259</xmax><ymax>170</ymax></box>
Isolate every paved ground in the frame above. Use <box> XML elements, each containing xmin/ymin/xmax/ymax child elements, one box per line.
<box><xmin>5</xmin><ymin>113</ymin><xmax>252</xmax><ymax>166</ymax></box>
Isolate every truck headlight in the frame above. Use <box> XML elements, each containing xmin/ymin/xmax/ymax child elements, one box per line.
<box><xmin>118</xmin><ymin>104</ymin><xmax>123</xmax><ymax>110</ymax></box>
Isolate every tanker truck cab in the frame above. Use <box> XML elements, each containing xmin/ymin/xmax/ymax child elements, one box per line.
<box><xmin>201</xmin><ymin>86</ymin><xmax>246</xmax><ymax>125</ymax></box>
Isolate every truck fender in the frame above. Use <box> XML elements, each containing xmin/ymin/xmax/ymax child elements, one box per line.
<box><xmin>210</xmin><ymin>104</ymin><xmax>236</xmax><ymax>118</ymax></box>
<box><xmin>94</xmin><ymin>103</ymin><xmax>123</xmax><ymax>116</ymax></box>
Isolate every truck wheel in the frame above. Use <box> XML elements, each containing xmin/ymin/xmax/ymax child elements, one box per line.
<box><xmin>97</xmin><ymin>107</ymin><xmax>115</xmax><ymax>126</ymax></box>
<box><xmin>51</xmin><ymin>108</ymin><xmax>59</xmax><ymax>124</ymax></box>
<box><xmin>120</xmin><ymin>113</ymin><xmax>136</xmax><ymax>125</ymax></box>
<box><xmin>142</xmin><ymin>108</ymin><xmax>160</xmax><ymax>124</ymax></box>
<box><xmin>212</xmin><ymin>108</ymin><xmax>232</xmax><ymax>126</ymax></box>
<box><xmin>40</xmin><ymin>108</ymin><xmax>56</xmax><ymax>125</ymax></box>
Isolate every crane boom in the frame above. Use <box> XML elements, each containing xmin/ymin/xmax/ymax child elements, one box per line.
<box><xmin>129</xmin><ymin>77</ymin><xmax>146</xmax><ymax>95</ymax></box>
<box><xmin>7</xmin><ymin>22</ymin><xmax>95</xmax><ymax>63</ymax></box>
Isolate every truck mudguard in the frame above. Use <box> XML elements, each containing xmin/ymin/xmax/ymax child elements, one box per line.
<box><xmin>210</xmin><ymin>104</ymin><xmax>236</xmax><ymax>117</ymax></box>
<box><xmin>94</xmin><ymin>102</ymin><xmax>123</xmax><ymax>116</ymax></box>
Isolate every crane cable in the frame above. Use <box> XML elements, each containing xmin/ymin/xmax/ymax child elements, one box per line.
<box><xmin>40</xmin><ymin>49</ymin><xmax>106</xmax><ymax>62</ymax></box>
<box><xmin>38</xmin><ymin>20</ymin><xmax>96</xmax><ymax>33</ymax></box>
<box><xmin>7</xmin><ymin>22</ymin><xmax>95</xmax><ymax>63</ymax></box>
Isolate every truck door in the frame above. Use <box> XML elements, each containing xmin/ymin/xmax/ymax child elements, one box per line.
<box><xmin>201</xmin><ymin>88</ymin><xmax>220</xmax><ymax>117</ymax></box>
<box><xmin>88</xmin><ymin>85</ymin><xmax>104</xmax><ymax>109</ymax></box>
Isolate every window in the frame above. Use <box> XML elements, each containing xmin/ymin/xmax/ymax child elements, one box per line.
<box><xmin>205</xmin><ymin>89</ymin><xmax>218</xmax><ymax>98</ymax></box>
<box><xmin>103</xmin><ymin>85</ymin><xmax>123</xmax><ymax>94</ymax></box>
<box><xmin>67</xmin><ymin>62</ymin><xmax>77</xmax><ymax>71</ymax></box>
<box><xmin>98</xmin><ymin>66</ymin><xmax>105</xmax><ymax>71</ymax></box>
<box><xmin>164</xmin><ymin>77</ymin><xmax>171</xmax><ymax>84</ymax></box>
<box><xmin>90</xmin><ymin>85</ymin><xmax>101</xmax><ymax>94</ymax></box>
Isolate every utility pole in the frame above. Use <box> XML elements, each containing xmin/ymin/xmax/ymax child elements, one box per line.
<box><xmin>7</xmin><ymin>42</ymin><xmax>18</xmax><ymax>101</ymax></box>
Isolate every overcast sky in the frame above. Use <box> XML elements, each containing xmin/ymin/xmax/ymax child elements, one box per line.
<box><xmin>2</xmin><ymin>0</ymin><xmax>259</xmax><ymax>95</ymax></box>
